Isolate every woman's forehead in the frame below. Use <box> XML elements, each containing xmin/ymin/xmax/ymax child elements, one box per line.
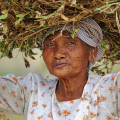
<box><xmin>44</xmin><ymin>30</ymin><xmax>72</xmax><ymax>41</ymax></box>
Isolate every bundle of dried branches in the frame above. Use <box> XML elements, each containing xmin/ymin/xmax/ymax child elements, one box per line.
<box><xmin>0</xmin><ymin>0</ymin><xmax>120</xmax><ymax>75</ymax></box>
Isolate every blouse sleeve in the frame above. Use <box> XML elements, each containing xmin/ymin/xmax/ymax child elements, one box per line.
<box><xmin>109</xmin><ymin>72</ymin><xmax>120</xmax><ymax>118</ymax></box>
<box><xmin>97</xmin><ymin>72</ymin><xmax>120</xmax><ymax>119</ymax></box>
<box><xmin>117</xmin><ymin>72</ymin><xmax>120</xmax><ymax>117</ymax></box>
<box><xmin>0</xmin><ymin>73</ymin><xmax>34</xmax><ymax>115</ymax></box>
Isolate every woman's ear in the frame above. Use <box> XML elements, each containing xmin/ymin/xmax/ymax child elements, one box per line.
<box><xmin>89</xmin><ymin>47</ymin><xmax>97</xmax><ymax>62</ymax></box>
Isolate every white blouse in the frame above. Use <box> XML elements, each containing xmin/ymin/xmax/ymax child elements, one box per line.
<box><xmin>0</xmin><ymin>72</ymin><xmax>120</xmax><ymax>120</ymax></box>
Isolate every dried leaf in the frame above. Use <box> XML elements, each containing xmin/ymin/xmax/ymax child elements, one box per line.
<box><xmin>24</xmin><ymin>57</ymin><xmax>30</xmax><ymax>68</ymax></box>
<box><xmin>29</xmin><ymin>55</ymin><xmax>36</xmax><ymax>60</ymax></box>
<box><xmin>116</xmin><ymin>12</ymin><xmax>120</xmax><ymax>33</ymax></box>
<box><xmin>61</xmin><ymin>14</ymin><xmax>69</xmax><ymax>21</ymax></box>
<box><xmin>3</xmin><ymin>24</ymin><xmax>8</xmax><ymax>34</ymax></box>
<box><xmin>70</xmin><ymin>0</ymin><xmax>76</xmax><ymax>6</ymax></box>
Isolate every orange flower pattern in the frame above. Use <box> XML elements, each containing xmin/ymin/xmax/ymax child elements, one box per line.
<box><xmin>0</xmin><ymin>72</ymin><xmax>119</xmax><ymax>120</ymax></box>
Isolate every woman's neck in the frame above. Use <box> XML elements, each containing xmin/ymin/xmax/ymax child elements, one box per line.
<box><xmin>55</xmin><ymin>70</ymin><xmax>88</xmax><ymax>102</ymax></box>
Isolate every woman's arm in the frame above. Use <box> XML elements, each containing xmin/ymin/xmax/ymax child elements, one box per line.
<box><xmin>100</xmin><ymin>72</ymin><xmax>120</xmax><ymax>119</ymax></box>
<box><xmin>117</xmin><ymin>73</ymin><xmax>120</xmax><ymax>117</ymax></box>
<box><xmin>0</xmin><ymin>73</ymin><xmax>33</xmax><ymax>115</ymax></box>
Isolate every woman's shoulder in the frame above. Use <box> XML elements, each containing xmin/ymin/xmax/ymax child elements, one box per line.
<box><xmin>90</xmin><ymin>71</ymin><xmax>120</xmax><ymax>81</ymax></box>
<box><xmin>1</xmin><ymin>72</ymin><xmax>58</xmax><ymax>90</ymax></box>
<box><xmin>30</xmin><ymin>72</ymin><xmax>58</xmax><ymax>87</ymax></box>
<box><xmin>89</xmin><ymin>72</ymin><xmax>120</xmax><ymax>89</ymax></box>
<box><xmin>30</xmin><ymin>72</ymin><xmax>57</xmax><ymax>81</ymax></box>
<box><xmin>100</xmin><ymin>72</ymin><xmax>120</xmax><ymax>82</ymax></box>
<box><xmin>91</xmin><ymin>72</ymin><xmax>120</xmax><ymax>93</ymax></box>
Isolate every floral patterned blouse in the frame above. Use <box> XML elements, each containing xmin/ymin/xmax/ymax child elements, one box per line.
<box><xmin>0</xmin><ymin>72</ymin><xmax>120</xmax><ymax>120</ymax></box>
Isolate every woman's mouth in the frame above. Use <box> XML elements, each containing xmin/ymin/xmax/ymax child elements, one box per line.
<box><xmin>53</xmin><ymin>63</ymin><xmax>68</xmax><ymax>69</ymax></box>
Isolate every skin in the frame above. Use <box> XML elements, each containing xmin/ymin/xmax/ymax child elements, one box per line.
<box><xmin>43</xmin><ymin>30</ymin><xmax>97</xmax><ymax>102</ymax></box>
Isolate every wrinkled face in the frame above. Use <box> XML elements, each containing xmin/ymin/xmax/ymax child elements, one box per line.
<box><xmin>43</xmin><ymin>30</ymin><xmax>90</xmax><ymax>78</ymax></box>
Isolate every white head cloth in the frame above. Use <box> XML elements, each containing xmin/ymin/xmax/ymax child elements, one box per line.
<box><xmin>42</xmin><ymin>18</ymin><xmax>104</xmax><ymax>70</ymax></box>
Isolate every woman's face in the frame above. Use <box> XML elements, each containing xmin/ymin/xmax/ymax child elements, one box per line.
<box><xmin>43</xmin><ymin>30</ymin><xmax>90</xmax><ymax>78</ymax></box>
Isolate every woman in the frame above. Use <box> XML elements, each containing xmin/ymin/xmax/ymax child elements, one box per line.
<box><xmin>0</xmin><ymin>18</ymin><xmax>120</xmax><ymax>120</ymax></box>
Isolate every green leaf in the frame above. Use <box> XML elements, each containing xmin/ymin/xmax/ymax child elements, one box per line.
<box><xmin>39</xmin><ymin>34</ymin><xmax>45</xmax><ymax>40</ymax></box>
<box><xmin>111</xmin><ymin>50</ymin><xmax>120</xmax><ymax>57</ymax></box>
<box><xmin>25</xmin><ymin>1</ymin><xmax>29</xmax><ymax>5</ymax></box>
<box><xmin>18</xmin><ymin>41</ymin><xmax>24</xmax><ymax>48</ymax></box>
<box><xmin>0</xmin><ymin>14</ymin><xmax>8</xmax><ymax>20</ymax></box>
<box><xmin>43</xmin><ymin>22</ymin><xmax>48</xmax><ymax>27</ymax></box>
<box><xmin>9</xmin><ymin>44</ymin><xmax>14</xmax><ymax>52</ymax></box>
<box><xmin>0</xmin><ymin>41</ymin><xmax>5</xmax><ymax>51</ymax></box>
<box><xmin>93</xmin><ymin>10</ymin><xmax>100</xmax><ymax>14</ymax></box>
<box><xmin>0</xmin><ymin>54</ymin><xmax>3</xmax><ymax>59</ymax></box>
<box><xmin>15</xmin><ymin>18</ymin><xmax>23</xmax><ymax>25</ymax></box>
<box><xmin>2</xmin><ymin>10</ymin><xmax>8</xmax><ymax>14</ymax></box>
<box><xmin>4</xmin><ymin>48</ymin><xmax>9</xmax><ymax>56</ymax></box>
<box><xmin>48</xmin><ymin>28</ymin><xmax>56</xmax><ymax>35</ymax></box>
<box><xmin>16</xmin><ymin>14</ymin><xmax>25</xmax><ymax>18</ymax></box>
<box><xmin>71</xmin><ymin>33</ymin><xmax>74</xmax><ymax>38</ymax></box>
<box><xmin>70</xmin><ymin>31</ymin><xmax>75</xmax><ymax>38</ymax></box>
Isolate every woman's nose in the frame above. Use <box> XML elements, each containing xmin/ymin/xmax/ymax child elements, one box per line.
<box><xmin>54</xmin><ymin>47</ymin><xmax>66</xmax><ymax>60</ymax></box>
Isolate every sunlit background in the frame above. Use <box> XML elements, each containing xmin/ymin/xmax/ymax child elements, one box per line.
<box><xmin>0</xmin><ymin>48</ymin><xmax>120</xmax><ymax>120</ymax></box>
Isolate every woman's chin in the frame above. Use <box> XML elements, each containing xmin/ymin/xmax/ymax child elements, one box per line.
<box><xmin>52</xmin><ymin>69</ymin><xmax>69</xmax><ymax>78</ymax></box>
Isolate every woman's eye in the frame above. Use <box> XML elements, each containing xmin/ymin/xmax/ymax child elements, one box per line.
<box><xmin>47</xmin><ymin>43</ymin><xmax>54</xmax><ymax>46</ymax></box>
<box><xmin>68</xmin><ymin>41</ymin><xmax>75</xmax><ymax>45</ymax></box>
<box><xmin>46</xmin><ymin>43</ymin><xmax>54</xmax><ymax>46</ymax></box>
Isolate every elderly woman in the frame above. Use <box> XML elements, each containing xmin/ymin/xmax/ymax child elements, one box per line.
<box><xmin>0</xmin><ymin>18</ymin><xmax>120</xmax><ymax>120</ymax></box>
